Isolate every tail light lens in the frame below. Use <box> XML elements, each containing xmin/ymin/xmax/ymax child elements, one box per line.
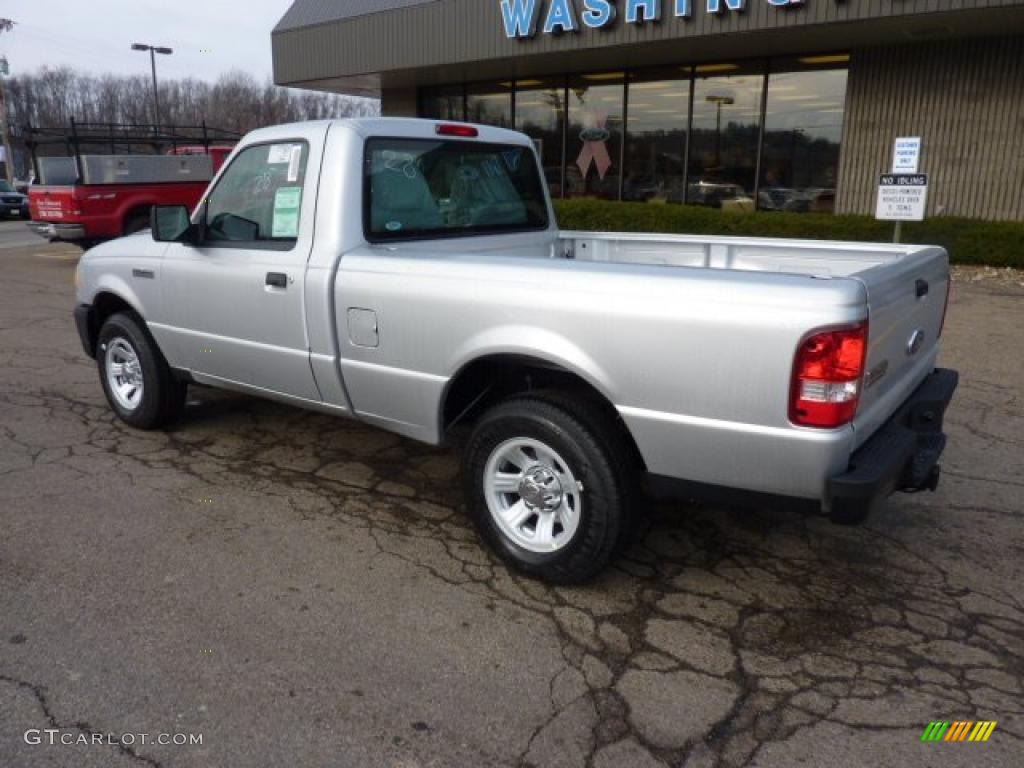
<box><xmin>790</xmin><ymin>323</ymin><xmax>869</xmax><ymax>428</ymax></box>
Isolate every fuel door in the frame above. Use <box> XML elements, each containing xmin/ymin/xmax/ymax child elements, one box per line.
<box><xmin>347</xmin><ymin>308</ymin><xmax>379</xmax><ymax>348</ymax></box>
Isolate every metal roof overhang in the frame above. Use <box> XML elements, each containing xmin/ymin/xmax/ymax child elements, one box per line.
<box><xmin>272</xmin><ymin>1</ymin><xmax>1024</xmax><ymax>96</ymax></box>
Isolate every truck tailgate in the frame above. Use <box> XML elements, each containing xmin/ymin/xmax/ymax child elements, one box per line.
<box><xmin>852</xmin><ymin>246</ymin><xmax>950</xmax><ymax>449</ymax></box>
<box><xmin>29</xmin><ymin>186</ymin><xmax>78</xmax><ymax>222</ymax></box>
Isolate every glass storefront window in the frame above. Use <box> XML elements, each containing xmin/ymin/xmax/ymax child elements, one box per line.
<box><xmin>515</xmin><ymin>78</ymin><xmax>566</xmax><ymax>198</ymax></box>
<box><xmin>625</xmin><ymin>69</ymin><xmax>691</xmax><ymax>204</ymax></box>
<box><xmin>566</xmin><ymin>73</ymin><xmax>624</xmax><ymax>200</ymax></box>
<box><xmin>420</xmin><ymin>54</ymin><xmax>849</xmax><ymax>212</ymax></box>
<box><xmin>466</xmin><ymin>81</ymin><xmax>513</xmax><ymax>128</ymax></box>
<box><xmin>421</xmin><ymin>85</ymin><xmax>465</xmax><ymax>121</ymax></box>
<box><xmin>688</xmin><ymin>63</ymin><xmax>765</xmax><ymax>211</ymax></box>
<box><xmin>760</xmin><ymin>57</ymin><xmax>849</xmax><ymax>214</ymax></box>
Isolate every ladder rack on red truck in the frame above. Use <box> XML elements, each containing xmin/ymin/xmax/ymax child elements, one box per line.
<box><xmin>26</xmin><ymin>120</ymin><xmax>240</xmax><ymax>247</ymax></box>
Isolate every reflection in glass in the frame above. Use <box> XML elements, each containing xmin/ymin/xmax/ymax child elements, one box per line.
<box><xmin>760</xmin><ymin>62</ymin><xmax>848</xmax><ymax>214</ymax></box>
<box><xmin>625</xmin><ymin>70</ymin><xmax>691</xmax><ymax>204</ymax></box>
<box><xmin>515</xmin><ymin>78</ymin><xmax>566</xmax><ymax>198</ymax></box>
<box><xmin>689</xmin><ymin>66</ymin><xmax>764</xmax><ymax>210</ymax></box>
<box><xmin>566</xmin><ymin>74</ymin><xmax>624</xmax><ymax>200</ymax></box>
<box><xmin>420</xmin><ymin>85</ymin><xmax>464</xmax><ymax>121</ymax></box>
<box><xmin>467</xmin><ymin>82</ymin><xmax>513</xmax><ymax>128</ymax></box>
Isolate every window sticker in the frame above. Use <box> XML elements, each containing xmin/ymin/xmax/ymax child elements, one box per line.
<box><xmin>385</xmin><ymin>221</ymin><xmax>403</xmax><ymax>232</ymax></box>
<box><xmin>267</xmin><ymin>144</ymin><xmax>293</xmax><ymax>164</ymax></box>
<box><xmin>287</xmin><ymin>145</ymin><xmax>303</xmax><ymax>182</ymax></box>
<box><xmin>272</xmin><ymin>186</ymin><xmax>302</xmax><ymax>238</ymax></box>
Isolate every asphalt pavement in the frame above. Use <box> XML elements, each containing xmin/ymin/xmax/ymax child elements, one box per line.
<box><xmin>1</xmin><ymin>241</ymin><xmax>1021</xmax><ymax>767</ymax></box>
<box><xmin>0</xmin><ymin>220</ymin><xmax>42</xmax><ymax>250</ymax></box>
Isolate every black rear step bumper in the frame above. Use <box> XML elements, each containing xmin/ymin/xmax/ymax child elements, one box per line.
<box><xmin>828</xmin><ymin>368</ymin><xmax>959</xmax><ymax>523</ymax></box>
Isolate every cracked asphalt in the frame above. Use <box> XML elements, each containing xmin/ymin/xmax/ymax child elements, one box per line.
<box><xmin>1</xmin><ymin>234</ymin><xmax>1022</xmax><ymax>767</ymax></box>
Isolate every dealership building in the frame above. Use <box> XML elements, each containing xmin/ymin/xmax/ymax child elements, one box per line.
<box><xmin>273</xmin><ymin>0</ymin><xmax>1024</xmax><ymax>221</ymax></box>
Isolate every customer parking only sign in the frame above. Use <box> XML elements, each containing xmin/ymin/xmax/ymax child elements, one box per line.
<box><xmin>876</xmin><ymin>174</ymin><xmax>928</xmax><ymax>221</ymax></box>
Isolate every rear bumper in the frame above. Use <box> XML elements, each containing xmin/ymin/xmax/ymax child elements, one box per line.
<box><xmin>28</xmin><ymin>221</ymin><xmax>88</xmax><ymax>241</ymax></box>
<box><xmin>827</xmin><ymin>368</ymin><xmax>959</xmax><ymax>522</ymax></box>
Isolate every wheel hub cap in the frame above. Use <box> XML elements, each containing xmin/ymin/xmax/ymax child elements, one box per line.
<box><xmin>482</xmin><ymin>437</ymin><xmax>582</xmax><ymax>553</ymax></box>
<box><xmin>519</xmin><ymin>466</ymin><xmax>563</xmax><ymax>513</ymax></box>
<box><xmin>104</xmin><ymin>337</ymin><xmax>145</xmax><ymax>411</ymax></box>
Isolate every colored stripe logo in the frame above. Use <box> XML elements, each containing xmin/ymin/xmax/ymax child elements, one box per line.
<box><xmin>921</xmin><ymin>721</ymin><xmax>997</xmax><ymax>743</ymax></box>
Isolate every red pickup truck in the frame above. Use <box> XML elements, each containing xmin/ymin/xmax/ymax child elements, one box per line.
<box><xmin>26</xmin><ymin>122</ymin><xmax>237</xmax><ymax>248</ymax></box>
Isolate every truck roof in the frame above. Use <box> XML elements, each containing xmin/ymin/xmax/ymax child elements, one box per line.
<box><xmin>241</xmin><ymin>117</ymin><xmax>534</xmax><ymax>149</ymax></box>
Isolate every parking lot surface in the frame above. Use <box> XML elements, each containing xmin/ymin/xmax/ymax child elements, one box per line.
<box><xmin>1</xmin><ymin>236</ymin><xmax>1022</xmax><ymax>767</ymax></box>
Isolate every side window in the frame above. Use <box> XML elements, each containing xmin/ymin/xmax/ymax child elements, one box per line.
<box><xmin>205</xmin><ymin>142</ymin><xmax>309</xmax><ymax>248</ymax></box>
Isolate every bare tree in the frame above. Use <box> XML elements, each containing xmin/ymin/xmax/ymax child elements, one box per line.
<box><xmin>4</xmin><ymin>67</ymin><xmax>378</xmax><ymax>174</ymax></box>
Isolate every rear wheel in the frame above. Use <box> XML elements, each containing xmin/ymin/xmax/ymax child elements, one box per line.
<box><xmin>123</xmin><ymin>209</ymin><xmax>151</xmax><ymax>236</ymax></box>
<box><xmin>97</xmin><ymin>312</ymin><xmax>186</xmax><ymax>429</ymax></box>
<box><xmin>463</xmin><ymin>392</ymin><xmax>639</xmax><ymax>583</ymax></box>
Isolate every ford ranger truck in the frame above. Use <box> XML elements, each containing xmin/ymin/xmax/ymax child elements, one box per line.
<box><xmin>71</xmin><ymin>118</ymin><xmax>958</xmax><ymax>583</ymax></box>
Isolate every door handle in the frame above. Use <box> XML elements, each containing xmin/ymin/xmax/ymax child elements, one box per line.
<box><xmin>266</xmin><ymin>272</ymin><xmax>288</xmax><ymax>288</ymax></box>
<box><xmin>915</xmin><ymin>279</ymin><xmax>929</xmax><ymax>299</ymax></box>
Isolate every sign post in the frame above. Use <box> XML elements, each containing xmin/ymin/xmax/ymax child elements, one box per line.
<box><xmin>878</xmin><ymin>137</ymin><xmax>926</xmax><ymax>243</ymax></box>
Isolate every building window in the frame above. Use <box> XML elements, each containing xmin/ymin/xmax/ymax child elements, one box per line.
<box><xmin>466</xmin><ymin>81</ymin><xmax>514</xmax><ymax>128</ymax></box>
<box><xmin>421</xmin><ymin>85</ymin><xmax>465</xmax><ymax>121</ymax></box>
<box><xmin>624</xmin><ymin>68</ymin><xmax>691</xmax><ymax>203</ymax></box>
<box><xmin>566</xmin><ymin>73</ymin><xmax>625</xmax><ymax>200</ymax></box>
<box><xmin>515</xmin><ymin>78</ymin><xmax>566</xmax><ymax>198</ymax></box>
<box><xmin>760</xmin><ymin>56</ymin><xmax>849</xmax><ymax>213</ymax></box>
<box><xmin>688</xmin><ymin>63</ymin><xmax>765</xmax><ymax>210</ymax></box>
<box><xmin>417</xmin><ymin>53</ymin><xmax>849</xmax><ymax>212</ymax></box>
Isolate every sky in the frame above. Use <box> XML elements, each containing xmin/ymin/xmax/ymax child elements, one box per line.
<box><xmin>1</xmin><ymin>0</ymin><xmax>294</xmax><ymax>82</ymax></box>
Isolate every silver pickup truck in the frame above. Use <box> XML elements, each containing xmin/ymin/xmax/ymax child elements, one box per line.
<box><xmin>73</xmin><ymin>118</ymin><xmax>958</xmax><ymax>582</ymax></box>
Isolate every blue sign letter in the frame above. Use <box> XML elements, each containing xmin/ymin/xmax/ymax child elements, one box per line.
<box><xmin>706</xmin><ymin>0</ymin><xmax>745</xmax><ymax>12</ymax></box>
<box><xmin>544</xmin><ymin>0</ymin><xmax>579</xmax><ymax>33</ymax></box>
<box><xmin>675</xmin><ymin>0</ymin><xmax>691</xmax><ymax>17</ymax></box>
<box><xmin>765</xmin><ymin>0</ymin><xmax>804</xmax><ymax>5</ymax></box>
<box><xmin>501</xmin><ymin>0</ymin><xmax>542</xmax><ymax>38</ymax></box>
<box><xmin>582</xmin><ymin>0</ymin><xmax>617</xmax><ymax>28</ymax></box>
<box><xmin>626</xmin><ymin>0</ymin><xmax>661</xmax><ymax>23</ymax></box>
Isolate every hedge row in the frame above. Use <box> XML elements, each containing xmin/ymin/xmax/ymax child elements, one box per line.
<box><xmin>553</xmin><ymin>199</ymin><xmax>1024</xmax><ymax>269</ymax></box>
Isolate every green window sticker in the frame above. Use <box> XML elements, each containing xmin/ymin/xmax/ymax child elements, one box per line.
<box><xmin>272</xmin><ymin>186</ymin><xmax>302</xmax><ymax>238</ymax></box>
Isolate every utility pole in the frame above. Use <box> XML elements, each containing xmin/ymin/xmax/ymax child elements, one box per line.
<box><xmin>0</xmin><ymin>18</ymin><xmax>15</xmax><ymax>183</ymax></box>
<box><xmin>131</xmin><ymin>43</ymin><xmax>173</xmax><ymax>133</ymax></box>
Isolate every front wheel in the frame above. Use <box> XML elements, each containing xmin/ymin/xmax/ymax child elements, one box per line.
<box><xmin>462</xmin><ymin>392</ymin><xmax>638</xmax><ymax>584</ymax></box>
<box><xmin>97</xmin><ymin>312</ymin><xmax>186</xmax><ymax>429</ymax></box>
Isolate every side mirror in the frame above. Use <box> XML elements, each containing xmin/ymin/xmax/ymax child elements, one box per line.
<box><xmin>151</xmin><ymin>205</ymin><xmax>195</xmax><ymax>244</ymax></box>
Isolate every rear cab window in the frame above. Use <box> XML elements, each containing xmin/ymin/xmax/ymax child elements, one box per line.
<box><xmin>363</xmin><ymin>137</ymin><xmax>549</xmax><ymax>242</ymax></box>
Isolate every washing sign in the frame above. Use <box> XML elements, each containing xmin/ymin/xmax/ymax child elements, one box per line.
<box><xmin>876</xmin><ymin>174</ymin><xmax>928</xmax><ymax>222</ymax></box>
<box><xmin>892</xmin><ymin>137</ymin><xmax>922</xmax><ymax>174</ymax></box>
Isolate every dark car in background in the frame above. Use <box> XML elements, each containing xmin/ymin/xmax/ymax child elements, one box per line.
<box><xmin>0</xmin><ymin>179</ymin><xmax>29</xmax><ymax>219</ymax></box>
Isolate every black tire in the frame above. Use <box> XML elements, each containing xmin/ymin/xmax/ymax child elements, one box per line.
<box><xmin>20</xmin><ymin>208</ymin><xmax>31</xmax><ymax>221</ymax></box>
<box><xmin>462</xmin><ymin>391</ymin><xmax>640</xmax><ymax>584</ymax></box>
<box><xmin>123</xmin><ymin>210</ymin><xmax>151</xmax><ymax>236</ymax></box>
<box><xmin>97</xmin><ymin>312</ymin><xmax>186</xmax><ymax>429</ymax></box>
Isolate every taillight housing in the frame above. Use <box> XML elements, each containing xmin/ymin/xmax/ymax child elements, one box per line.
<box><xmin>790</xmin><ymin>323</ymin><xmax>869</xmax><ymax>429</ymax></box>
<box><xmin>435</xmin><ymin>123</ymin><xmax>479</xmax><ymax>138</ymax></box>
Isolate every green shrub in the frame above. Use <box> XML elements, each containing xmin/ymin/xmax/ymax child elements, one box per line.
<box><xmin>552</xmin><ymin>199</ymin><xmax>1024</xmax><ymax>269</ymax></box>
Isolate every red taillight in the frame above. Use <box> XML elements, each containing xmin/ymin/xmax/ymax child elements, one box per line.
<box><xmin>790</xmin><ymin>323</ymin><xmax>869</xmax><ymax>429</ymax></box>
<box><xmin>435</xmin><ymin>123</ymin><xmax>479</xmax><ymax>138</ymax></box>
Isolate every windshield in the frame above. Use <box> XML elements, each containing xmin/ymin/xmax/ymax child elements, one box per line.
<box><xmin>364</xmin><ymin>138</ymin><xmax>548</xmax><ymax>241</ymax></box>
<box><xmin>0</xmin><ymin>180</ymin><xmax>16</xmax><ymax>193</ymax></box>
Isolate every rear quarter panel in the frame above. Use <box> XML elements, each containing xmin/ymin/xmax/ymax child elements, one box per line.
<box><xmin>333</xmin><ymin>248</ymin><xmax>868</xmax><ymax>499</ymax></box>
